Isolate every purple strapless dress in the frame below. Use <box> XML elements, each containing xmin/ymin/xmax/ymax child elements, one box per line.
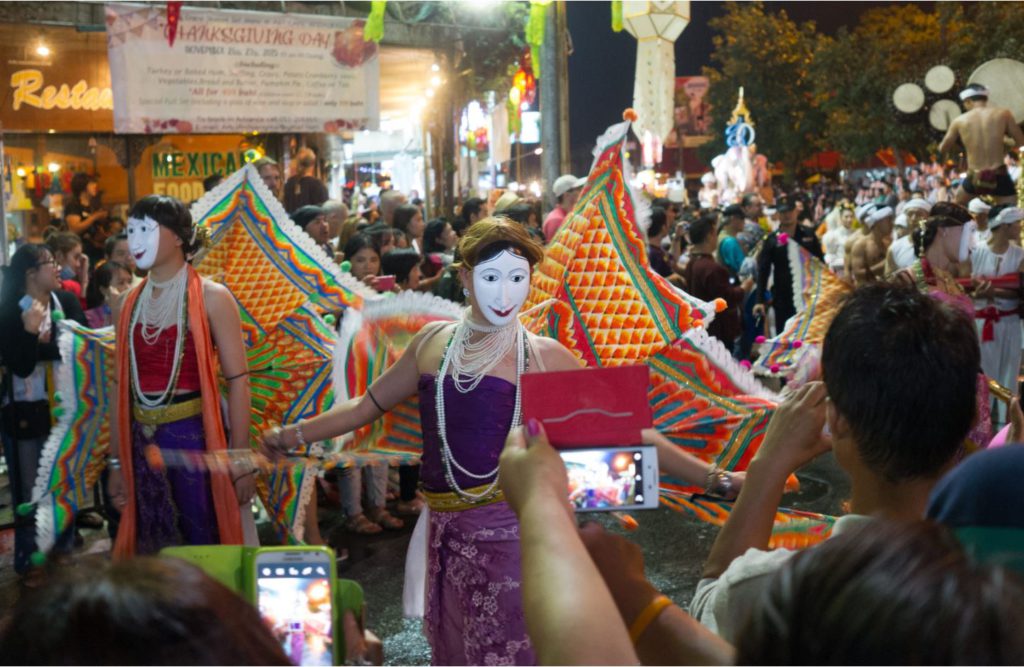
<box><xmin>418</xmin><ymin>374</ymin><xmax>535</xmax><ymax>666</ymax></box>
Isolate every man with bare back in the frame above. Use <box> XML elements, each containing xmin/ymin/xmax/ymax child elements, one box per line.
<box><xmin>940</xmin><ymin>84</ymin><xmax>1024</xmax><ymax>205</ymax></box>
<box><xmin>849</xmin><ymin>206</ymin><xmax>894</xmax><ymax>285</ymax></box>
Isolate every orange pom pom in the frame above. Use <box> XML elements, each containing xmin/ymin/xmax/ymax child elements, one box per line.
<box><xmin>144</xmin><ymin>444</ymin><xmax>165</xmax><ymax>471</ymax></box>
<box><xmin>713</xmin><ymin>298</ymin><xmax>727</xmax><ymax>313</ymax></box>
<box><xmin>623</xmin><ymin>108</ymin><xmax>638</xmax><ymax>122</ymax></box>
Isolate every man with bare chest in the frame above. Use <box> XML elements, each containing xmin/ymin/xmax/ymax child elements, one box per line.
<box><xmin>940</xmin><ymin>84</ymin><xmax>1024</xmax><ymax>205</ymax></box>
<box><xmin>850</xmin><ymin>206</ymin><xmax>894</xmax><ymax>285</ymax></box>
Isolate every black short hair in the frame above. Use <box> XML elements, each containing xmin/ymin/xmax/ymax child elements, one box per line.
<box><xmin>687</xmin><ymin>215</ymin><xmax>717</xmax><ymax>246</ymax></box>
<box><xmin>342</xmin><ymin>233</ymin><xmax>379</xmax><ymax>263</ymax></box>
<box><xmin>70</xmin><ymin>172</ymin><xmax>96</xmax><ymax>199</ymax></box>
<box><xmin>202</xmin><ymin>173</ymin><xmax>223</xmax><ymax>192</ymax></box>
<box><xmin>456</xmin><ymin>197</ymin><xmax>485</xmax><ymax>235</ymax></box>
<box><xmin>741</xmin><ymin>192</ymin><xmax>760</xmax><ymax>209</ymax></box>
<box><xmin>648</xmin><ymin>207</ymin><xmax>669</xmax><ymax>238</ymax></box>
<box><xmin>0</xmin><ymin>557</ymin><xmax>290</xmax><ymax>665</ymax></box>
<box><xmin>738</xmin><ymin>520</ymin><xmax>1024</xmax><ymax>665</ymax></box>
<box><xmin>129</xmin><ymin>195</ymin><xmax>203</xmax><ymax>259</ymax></box>
<box><xmin>822</xmin><ymin>284</ymin><xmax>978</xmax><ymax>481</ymax></box>
<box><xmin>104</xmin><ymin>233</ymin><xmax>128</xmax><ymax>260</ymax></box>
<box><xmin>502</xmin><ymin>203</ymin><xmax>533</xmax><ymax>225</ymax></box>
<box><xmin>423</xmin><ymin>218</ymin><xmax>451</xmax><ymax>254</ymax></box>
<box><xmin>381</xmin><ymin>248</ymin><xmax>422</xmax><ymax>286</ymax></box>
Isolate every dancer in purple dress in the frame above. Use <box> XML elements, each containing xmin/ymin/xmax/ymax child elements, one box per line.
<box><xmin>264</xmin><ymin>219</ymin><xmax>583</xmax><ymax>664</ymax></box>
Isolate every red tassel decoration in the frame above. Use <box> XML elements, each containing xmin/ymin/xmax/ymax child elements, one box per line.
<box><xmin>167</xmin><ymin>2</ymin><xmax>183</xmax><ymax>48</ymax></box>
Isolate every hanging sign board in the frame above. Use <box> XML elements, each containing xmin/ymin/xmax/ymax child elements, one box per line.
<box><xmin>106</xmin><ymin>3</ymin><xmax>380</xmax><ymax>134</ymax></box>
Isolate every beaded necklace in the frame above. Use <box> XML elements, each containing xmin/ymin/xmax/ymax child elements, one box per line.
<box><xmin>434</xmin><ymin>319</ymin><xmax>529</xmax><ymax>502</ymax></box>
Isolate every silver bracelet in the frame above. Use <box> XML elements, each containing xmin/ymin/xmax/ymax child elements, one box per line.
<box><xmin>294</xmin><ymin>421</ymin><xmax>308</xmax><ymax>448</ymax></box>
<box><xmin>108</xmin><ymin>456</ymin><xmax>121</xmax><ymax>470</ymax></box>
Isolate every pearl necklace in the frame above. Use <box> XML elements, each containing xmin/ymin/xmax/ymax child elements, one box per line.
<box><xmin>129</xmin><ymin>267</ymin><xmax>188</xmax><ymax>409</ymax></box>
<box><xmin>136</xmin><ymin>265</ymin><xmax>187</xmax><ymax>345</ymax></box>
<box><xmin>435</xmin><ymin>316</ymin><xmax>526</xmax><ymax>502</ymax></box>
<box><xmin>448</xmin><ymin>309</ymin><xmax>520</xmax><ymax>394</ymax></box>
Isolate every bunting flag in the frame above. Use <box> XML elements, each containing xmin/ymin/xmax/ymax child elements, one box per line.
<box><xmin>31</xmin><ymin>323</ymin><xmax>115</xmax><ymax>552</ymax></box>
<box><xmin>752</xmin><ymin>242</ymin><xmax>852</xmax><ymax>380</ymax></box>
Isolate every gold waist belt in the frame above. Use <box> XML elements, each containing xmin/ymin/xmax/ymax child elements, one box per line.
<box><xmin>423</xmin><ymin>484</ymin><xmax>505</xmax><ymax>512</ymax></box>
<box><xmin>133</xmin><ymin>397</ymin><xmax>204</xmax><ymax>426</ymax></box>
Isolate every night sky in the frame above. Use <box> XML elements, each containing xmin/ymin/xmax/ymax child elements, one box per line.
<box><xmin>565</xmin><ymin>1</ymin><xmax>919</xmax><ymax>173</ymax></box>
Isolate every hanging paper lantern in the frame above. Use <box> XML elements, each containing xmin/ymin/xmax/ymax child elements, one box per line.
<box><xmin>509</xmin><ymin>86</ymin><xmax>522</xmax><ymax>108</ymax></box>
<box><xmin>622</xmin><ymin>1</ymin><xmax>690</xmax><ymax>142</ymax></box>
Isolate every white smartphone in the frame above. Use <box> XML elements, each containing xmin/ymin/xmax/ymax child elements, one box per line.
<box><xmin>559</xmin><ymin>445</ymin><xmax>660</xmax><ymax>512</ymax></box>
<box><xmin>253</xmin><ymin>548</ymin><xmax>336</xmax><ymax>666</ymax></box>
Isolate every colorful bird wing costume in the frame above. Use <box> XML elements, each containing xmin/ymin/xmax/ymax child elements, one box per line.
<box><xmin>329</xmin><ymin>292</ymin><xmax>463</xmax><ymax>468</ymax></box>
<box><xmin>246</xmin><ymin>305</ymin><xmax>336</xmax><ymax>543</ymax></box>
<box><xmin>31</xmin><ymin>322</ymin><xmax>115</xmax><ymax>552</ymax></box>
<box><xmin>659</xmin><ymin>489</ymin><xmax>835</xmax><ymax>549</ymax></box>
<box><xmin>191</xmin><ymin>163</ymin><xmax>376</xmax><ymax>344</ymax></box>
<box><xmin>753</xmin><ymin>243</ymin><xmax>852</xmax><ymax>380</ymax></box>
<box><xmin>519</xmin><ymin>117</ymin><xmax>830</xmax><ymax>543</ymax></box>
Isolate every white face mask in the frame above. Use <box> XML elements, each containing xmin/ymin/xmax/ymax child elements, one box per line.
<box><xmin>958</xmin><ymin>221</ymin><xmax>976</xmax><ymax>263</ymax></box>
<box><xmin>127</xmin><ymin>216</ymin><xmax>161</xmax><ymax>270</ymax></box>
<box><xmin>471</xmin><ymin>250</ymin><xmax>531</xmax><ymax>327</ymax></box>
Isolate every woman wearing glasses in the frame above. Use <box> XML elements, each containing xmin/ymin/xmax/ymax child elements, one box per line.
<box><xmin>0</xmin><ymin>244</ymin><xmax>86</xmax><ymax>581</ymax></box>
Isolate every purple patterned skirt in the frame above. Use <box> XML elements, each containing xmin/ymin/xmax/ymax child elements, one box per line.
<box><xmin>424</xmin><ymin>501</ymin><xmax>536</xmax><ymax>666</ymax></box>
<box><xmin>130</xmin><ymin>414</ymin><xmax>219</xmax><ymax>555</ymax></box>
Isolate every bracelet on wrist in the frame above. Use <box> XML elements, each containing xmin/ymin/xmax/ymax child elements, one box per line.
<box><xmin>294</xmin><ymin>421</ymin><xmax>308</xmax><ymax>449</ymax></box>
<box><xmin>629</xmin><ymin>594</ymin><xmax>673</xmax><ymax>644</ymax></box>
<box><xmin>108</xmin><ymin>456</ymin><xmax>121</xmax><ymax>470</ymax></box>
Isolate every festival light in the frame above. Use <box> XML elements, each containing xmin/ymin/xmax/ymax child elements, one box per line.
<box><xmin>47</xmin><ymin>162</ymin><xmax>60</xmax><ymax>173</ymax></box>
<box><xmin>36</xmin><ymin>43</ymin><xmax>50</xmax><ymax>57</ymax></box>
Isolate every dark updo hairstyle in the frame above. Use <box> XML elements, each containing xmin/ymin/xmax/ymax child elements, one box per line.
<box><xmin>342</xmin><ymin>232</ymin><xmax>380</xmax><ymax>265</ymax></box>
<box><xmin>423</xmin><ymin>218</ymin><xmax>452</xmax><ymax>254</ymax></box>
<box><xmin>382</xmin><ymin>248</ymin><xmax>423</xmax><ymax>287</ymax></box>
<box><xmin>911</xmin><ymin>202</ymin><xmax>971</xmax><ymax>257</ymax></box>
<box><xmin>0</xmin><ymin>556</ymin><xmax>290</xmax><ymax>665</ymax></box>
<box><xmin>392</xmin><ymin>204</ymin><xmax>421</xmax><ymax>237</ymax></box>
<box><xmin>0</xmin><ymin>244</ymin><xmax>52</xmax><ymax>310</ymax></box>
<box><xmin>86</xmin><ymin>261</ymin><xmax>129</xmax><ymax>310</ymax></box>
<box><xmin>70</xmin><ymin>172</ymin><xmax>96</xmax><ymax>201</ymax></box>
<box><xmin>128</xmin><ymin>194</ymin><xmax>207</xmax><ymax>260</ymax></box>
<box><xmin>737</xmin><ymin>520</ymin><xmax>1024</xmax><ymax>665</ymax></box>
<box><xmin>454</xmin><ymin>216</ymin><xmax>545</xmax><ymax>271</ymax></box>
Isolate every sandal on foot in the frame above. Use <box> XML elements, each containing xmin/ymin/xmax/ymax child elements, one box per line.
<box><xmin>345</xmin><ymin>514</ymin><xmax>383</xmax><ymax>535</ymax></box>
<box><xmin>368</xmin><ymin>509</ymin><xmax>404</xmax><ymax>530</ymax></box>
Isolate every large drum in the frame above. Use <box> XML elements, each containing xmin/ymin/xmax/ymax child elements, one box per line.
<box><xmin>969</xmin><ymin>58</ymin><xmax>1024</xmax><ymax>123</ymax></box>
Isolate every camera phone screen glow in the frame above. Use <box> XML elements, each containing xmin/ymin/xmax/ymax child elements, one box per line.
<box><xmin>561</xmin><ymin>448</ymin><xmax>646</xmax><ymax>510</ymax></box>
<box><xmin>256</xmin><ymin>563</ymin><xmax>333</xmax><ymax>666</ymax></box>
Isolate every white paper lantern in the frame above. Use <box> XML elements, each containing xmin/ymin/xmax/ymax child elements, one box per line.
<box><xmin>623</xmin><ymin>1</ymin><xmax>690</xmax><ymax>143</ymax></box>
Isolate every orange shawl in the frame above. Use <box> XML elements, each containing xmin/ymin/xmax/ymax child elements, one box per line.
<box><xmin>113</xmin><ymin>264</ymin><xmax>243</xmax><ymax>558</ymax></box>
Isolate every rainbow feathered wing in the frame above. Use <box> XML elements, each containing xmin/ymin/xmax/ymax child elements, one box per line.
<box><xmin>752</xmin><ymin>242</ymin><xmax>852</xmax><ymax>380</ymax></box>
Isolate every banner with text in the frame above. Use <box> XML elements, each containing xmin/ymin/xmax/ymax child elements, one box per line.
<box><xmin>105</xmin><ymin>4</ymin><xmax>380</xmax><ymax>134</ymax></box>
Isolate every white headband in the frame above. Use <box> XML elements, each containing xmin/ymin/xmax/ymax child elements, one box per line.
<box><xmin>855</xmin><ymin>203</ymin><xmax>876</xmax><ymax>224</ymax></box>
<box><xmin>968</xmin><ymin>198</ymin><xmax>992</xmax><ymax>214</ymax></box>
<box><xmin>865</xmin><ymin>206</ymin><xmax>894</xmax><ymax>228</ymax></box>
<box><xmin>960</xmin><ymin>85</ymin><xmax>989</xmax><ymax>101</ymax></box>
<box><xmin>903</xmin><ymin>198</ymin><xmax>932</xmax><ymax>213</ymax></box>
<box><xmin>894</xmin><ymin>213</ymin><xmax>908</xmax><ymax>228</ymax></box>
<box><xmin>990</xmin><ymin>207</ymin><xmax>1024</xmax><ymax>229</ymax></box>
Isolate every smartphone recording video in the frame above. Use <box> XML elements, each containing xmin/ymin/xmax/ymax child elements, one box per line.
<box><xmin>255</xmin><ymin>553</ymin><xmax>334</xmax><ymax>666</ymax></box>
<box><xmin>560</xmin><ymin>446</ymin><xmax>659</xmax><ymax>512</ymax></box>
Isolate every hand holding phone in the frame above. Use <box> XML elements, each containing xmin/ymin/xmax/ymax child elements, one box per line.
<box><xmin>374</xmin><ymin>274</ymin><xmax>396</xmax><ymax>292</ymax></box>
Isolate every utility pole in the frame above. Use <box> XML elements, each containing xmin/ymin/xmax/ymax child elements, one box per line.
<box><xmin>540</xmin><ymin>0</ymin><xmax>567</xmax><ymax>212</ymax></box>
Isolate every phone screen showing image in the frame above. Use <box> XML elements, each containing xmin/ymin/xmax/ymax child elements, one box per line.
<box><xmin>256</xmin><ymin>560</ymin><xmax>333</xmax><ymax>666</ymax></box>
<box><xmin>560</xmin><ymin>447</ymin><xmax>653</xmax><ymax>511</ymax></box>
